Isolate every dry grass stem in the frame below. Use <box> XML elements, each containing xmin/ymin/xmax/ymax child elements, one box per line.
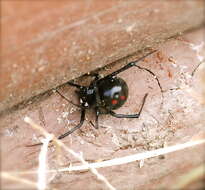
<box><xmin>37</xmin><ymin>135</ymin><xmax>53</xmax><ymax>190</ymax></box>
<box><xmin>1</xmin><ymin>172</ymin><xmax>38</xmax><ymax>188</ymax></box>
<box><xmin>172</xmin><ymin>164</ymin><xmax>205</xmax><ymax>189</ymax></box>
<box><xmin>52</xmin><ymin>138</ymin><xmax>205</xmax><ymax>171</ymax></box>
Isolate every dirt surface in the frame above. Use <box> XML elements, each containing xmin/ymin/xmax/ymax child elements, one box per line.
<box><xmin>1</xmin><ymin>28</ymin><xmax>205</xmax><ymax>189</ymax></box>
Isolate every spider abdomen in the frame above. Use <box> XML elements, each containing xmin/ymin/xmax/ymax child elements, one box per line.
<box><xmin>98</xmin><ymin>77</ymin><xmax>128</xmax><ymax>110</ymax></box>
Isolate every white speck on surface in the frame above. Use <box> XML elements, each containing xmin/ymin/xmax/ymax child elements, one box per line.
<box><xmin>37</xmin><ymin>59</ymin><xmax>48</xmax><ymax>71</ymax></box>
<box><xmin>189</xmin><ymin>42</ymin><xmax>205</xmax><ymax>62</ymax></box>
<box><xmin>171</xmin><ymin>62</ymin><xmax>178</xmax><ymax>68</ymax></box>
<box><xmin>32</xmin><ymin>134</ymin><xmax>39</xmax><ymax>142</ymax></box>
<box><xmin>13</xmin><ymin>64</ymin><xmax>17</xmax><ymax>68</ymax></box>
<box><xmin>126</xmin><ymin>23</ymin><xmax>136</xmax><ymax>32</ymax></box>
<box><xmin>70</xmin><ymin>107</ymin><xmax>77</xmax><ymax>113</ymax></box>
<box><xmin>38</xmin><ymin>66</ymin><xmax>45</xmax><ymax>72</ymax></box>
<box><xmin>153</xmin><ymin>9</ymin><xmax>159</xmax><ymax>13</ymax></box>
<box><xmin>88</xmin><ymin>49</ymin><xmax>93</xmax><ymax>55</ymax></box>
<box><xmin>62</xmin><ymin>112</ymin><xmax>69</xmax><ymax>118</ymax></box>
<box><xmin>57</xmin><ymin>117</ymin><xmax>62</xmax><ymax>124</ymax></box>
<box><xmin>117</xmin><ymin>18</ymin><xmax>122</xmax><ymax>23</ymax></box>
<box><xmin>4</xmin><ymin>129</ymin><xmax>14</xmax><ymax>137</ymax></box>
<box><xmin>88</xmin><ymin>133</ymin><xmax>95</xmax><ymax>138</ymax></box>
<box><xmin>112</xmin><ymin>134</ymin><xmax>120</xmax><ymax>147</ymax></box>
<box><xmin>189</xmin><ymin>42</ymin><xmax>204</xmax><ymax>51</ymax></box>
<box><xmin>139</xmin><ymin>159</ymin><xmax>145</xmax><ymax>168</ymax></box>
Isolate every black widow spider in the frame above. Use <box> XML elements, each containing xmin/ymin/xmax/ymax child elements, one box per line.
<box><xmin>29</xmin><ymin>50</ymin><xmax>162</xmax><ymax>146</ymax></box>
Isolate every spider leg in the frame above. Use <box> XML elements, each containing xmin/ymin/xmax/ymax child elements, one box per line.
<box><xmin>109</xmin><ymin>93</ymin><xmax>148</xmax><ymax>118</ymax></box>
<box><xmin>26</xmin><ymin>108</ymin><xmax>86</xmax><ymax>147</ymax></box>
<box><xmin>67</xmin><ymin>72</ymin><xmax>100</xmax><ymax>89</ymax></box>
<box><xmin>94</xmin><ymin>108</ymin><xmax>100</xmax><ymax>129</ymax></box>
<box><xmin>58</xmin><ymin>109</ymin><xmax>85</xmax><ymax>139</ymax></box>
<box><xmin>55</xmin><ymin>89</ymin><xmax>84</xmax><ymax>109</ymax></box>
<box><xmin>105</xmin><ymin>50</ymin><xmax>157</xmax><ymax>78</ymax></box>
<box><xmin>110</xmin><ymin>111</ymin><xmax>140</xmax><ymax>118</ymax></box>
<box><xmin>26</xmin><ymin>142</ymin><xmax>44</xmax><ymax>147</ymax></box>
<box><xmin>67</xmin><ymin>81</ymin><xmax>84</xmax><ymax>89</ymax></box>
<box><xmin>134</xmin><ymin>65</ymin><xmax>163</xmax><ymax>94</ymax></box>
<box><xmin>89</xmin><ymin>108</ymin><xmax>100</xmax><ymax>129</ymax></box>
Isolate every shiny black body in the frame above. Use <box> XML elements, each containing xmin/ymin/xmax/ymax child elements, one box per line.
<box><xmin>55</xmin><ymin>50</ymin><xmax>158</xmax><ymax>140</ymax></box>
<box><xmin>77</xmin><ymin>76</ymin><xmax>128</xmax><ymax>112</ymax></box>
